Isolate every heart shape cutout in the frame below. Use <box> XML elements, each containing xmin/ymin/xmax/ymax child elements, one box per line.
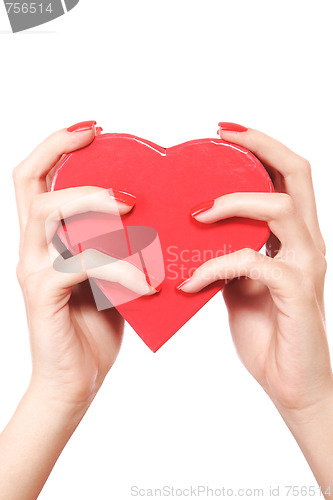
<box><xmin>51</xmin><ymin>134</ymin><xmax>273</xmax><ymax>351</ymax></box>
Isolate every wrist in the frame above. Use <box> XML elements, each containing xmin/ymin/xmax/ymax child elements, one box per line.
<box><xmin>274</xmin><ymin>382</ymin><xmax>333</xmax><ymax>494</ymax></box>
<box><xmin>26</xmin><ymin>379</ymin><xmax>91</xmax><ymax>426</ymax></box>
<box><xmin>276</xmin><ymin>380</ymin><xmax>333</xmax><ymax>430</ymax></box>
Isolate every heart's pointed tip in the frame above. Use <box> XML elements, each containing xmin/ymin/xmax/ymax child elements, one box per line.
<box><xmin>148</xmin><ymin>343</ymin><xmax>162</xmax><ymax>353</ymax></box>
<box><xmin>145</xmin><ymin>338</ymin><xmax>166</xmax><ymax>353</ymax></box>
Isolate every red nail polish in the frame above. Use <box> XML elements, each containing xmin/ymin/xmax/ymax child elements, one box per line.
<box><xmin>154</xmin><ymin>282</ymin><xmax>163</xmax><ymax>293</ymax></box>
<box><xmin>145</xmin><ymin>275</ymin><xmax>163</xmax><ymax>293</ymax></box>
<box><xmin>190</xmin><ymin>200</ymin><xmax>214</xmax><ymax>217</ymax></box>
<box><xmin>176</xmin><ymin>277</ymin><xmax>191</xmax><ymax>290</ymax></box>
<box><xmin>67</xmin><ymin>120</ymin><xmax>97</xmax><ymax>133</ymax></box>
<box><xmin>218</xmin><ymin>122</ymin><xmax>248</xmax><ymax>133</ymax></box>
<box><xmin>108</xmin><ymin>189</ymin><xmax>136</xmax><ymax>206</ymax></box>
<box><xmin>96</xmin><ymin>127</ymin><xmax>103</xmax><ymax>135</ymax></box>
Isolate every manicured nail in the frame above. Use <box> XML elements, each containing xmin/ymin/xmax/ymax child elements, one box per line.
<box><xmin>176</xmin><ymin>277</ymin><xmax>192</xmax><ymax>290</ymax></box>
<box><xmin>218</xmin><ymin>122</ymin><xmax>248</xmax><ymax>133</ymax></box>
<box><xmin>150</xmin><ymin>282</ymin><xmax>163</xmax><ymax>293</ymax></box>
<box><xmin>96</xmin><ymin>127</ymin><xmax>103</xmax><ymax>135</ymax></box>
<box><xmin>145</xmin><ymin>276</ymin><xmax>163</xmax><ymax>293</ymax></box>
<box><xmin>107</xmin><ymin>189</ymin><xmax>136</xmax><ymax>206</ymax></box>
<box><xmin>67</xmin><ymin>120</ymin><xmax>97</xmax><ymax>133</ymax></box>
<box><xmin>154</xmin><ymin>282</ymin><xmax>163</xmax><ymax>293</ymax></box>
<box><xmin>190</xmin><ymin>200</ymin><xmax>214</xmax><ymax>217</ymax></box>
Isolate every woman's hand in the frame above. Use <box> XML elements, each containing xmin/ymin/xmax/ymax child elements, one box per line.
<box><xmin>0</xmin><ymin>122</ymin><xmax>159</xmax><ymax>500</ymax></box>
<box><xmin>178</xmin><ymin>124</ymin><xmax>333</xmax><ymax>495</ymax></box>
<box><xmin>13</xmin><ymin>121</ymin><xmax>158</xmax><ymax>409</ymax></box>
<box><xmin>179</xmin><ymin>124</ymin><xmax>330</xmax><ymax>412</ymax></box>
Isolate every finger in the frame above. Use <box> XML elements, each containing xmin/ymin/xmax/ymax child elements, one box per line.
<box><xmin>190</xmin><ymin>192</ymin><xmax>315</xmax><ymax>259</ymax></box>
<box><xmin>45</xmin><ymin>127</ymin><xmax>104</xmax><ymax>191</ymax></box>
<box><xmin>44</xmin><ymin>125</ymin><xmax>103</xmax><ymax>190</ymax></box>
<box><xmin>52</xmin><ymin>249</ymin><xmax>158</xmax><ymax>296</ymax></box>
<box><xmin>217</xmin><ymin>124</ymin><xmax>324</xmax><ymax>251</ymax></box>
<box><xmin>22</xmin><ymin>187</ymin><xmax>136</xmax><ymax>257</ymax></box>
<box><xmin>24</xmin><ymin>251</ymin><xmax>160</xmax><ymax>306</ymax></box>
<box><xmin>218</xmin><ymin>124</ymin><xmax>306</xmax><ymax>176</ymax></box>
<box><xmin>176</xmin><ymin>248</ymin><xmax>300</xmax><ymax>300</ymax></box>
<box><xmin>13</xmin><ymin>121</ymin><xmax>97</xmax><ymax>236</ymax></box>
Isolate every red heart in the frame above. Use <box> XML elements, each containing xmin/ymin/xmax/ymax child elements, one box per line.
<box><xmin>51</xmin><ymin>134</ymin><xmax>273</xmax><ymax>352</ymax></box>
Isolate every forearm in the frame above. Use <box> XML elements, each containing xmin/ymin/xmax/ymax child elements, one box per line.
<box><xmin>0</xmin><ymin>384</ymin><xmax>88</xmax><ymax>500</ymax></box>
<box><xmin>278</xmin><ymin>390</ymin><xmax>333</xmax><ymax>499</ymax></box>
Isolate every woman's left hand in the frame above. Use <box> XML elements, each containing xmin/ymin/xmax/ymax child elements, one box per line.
<box><xmin>178</xmin><ymin>125</ymin><xmax>331</xmax><ymax>416</ymax></box>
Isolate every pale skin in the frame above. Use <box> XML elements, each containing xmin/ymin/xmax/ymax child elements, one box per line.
<box><xmin>0</xmin><ymin>122</ymin><xmax>332</xmax><ymax>498</ymax></box>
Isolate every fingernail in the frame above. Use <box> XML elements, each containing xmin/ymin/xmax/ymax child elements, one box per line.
<box><xmin>96</xmin><ymin>127</ymin><xmax>103</xmax><ymax>135</ymax></box>
<box><xmin>154</xmin><ymin>282</ymin><xmax>163</xmax><ymax>293</ymax></box>
<box><xmin>190</xmin><ymin>200</ymin><xmax>214</xmax><ymax>217</ymax></box>
<box><xmin>67</xmin><ymin>120</ymin><xmax>97</xmax><ymax>133</ymax></box>
<box><xmin>107</xmin><ymin>189</ymin><xmax>136</xmax><ymax>206</ymax></box>
<box><xmin>176</xmin><ymin>277</ymin><xmax>192</xmax><ymax>290</ymax></box>
<box><xmin>146</xmin><ymin>276</ymin><xmax>163</xmax><ymax>294</ymax></box>
<box><xmin>218</xmin><ymin>122</ymin><xmax>248</xmax><ymax>133</ymax></box>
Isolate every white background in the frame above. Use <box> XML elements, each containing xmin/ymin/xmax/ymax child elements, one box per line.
<box><xmin>0</xmin><ymin>1</ymin><xmax>333</xmax><ymax>499</ymax></box>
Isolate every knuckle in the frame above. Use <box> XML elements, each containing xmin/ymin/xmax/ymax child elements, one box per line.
<box><xmin>298</xmin><ymin>156</ymin><xmax>311</xmax><ymax>173</ymax></box>
<box><xmin>12</xmin><ymin>164</ymin><xmax>26</xmax><ymax>184</ymax></box>
<box><xmin>15</xmin><ymin>262</ymin><xmax>25</xmax><ymax>284</ymax></box>
<box><xmin>12</xmin><ymin>166</ymin><xmax>19</xmax><ymax>183</ymax></box>
<box><xmin>240</xmin><ymin>247</ymin><xmax>257</xmax><ymax>261</ymax></box>
<box><xmin>318</xmin><ymin>237</ymin><xmax>326</xmax><ymax>256</ymax></box>
<box><xmin>289</xmin><ymin>155</ymin><xmax>312</xmax><ymax>174</ymax></box>
<box><xmin>237</xmin><ymin>248</ymin><xmax>259</xmax><ymax>276</ymax></box>
<box><xmin>277</xmin><ymin>193</ymin><xmax>295</xmax><ymax>216</ymax></box>
<box><xmin>13</xmin><ymin>163</ymin><xmax>38</xmax><ymax>185</ymax></box>
<box><xmin>317</xmin><ymin>254</ymin><xmax>327</xmax><ymax>277</ymax></box>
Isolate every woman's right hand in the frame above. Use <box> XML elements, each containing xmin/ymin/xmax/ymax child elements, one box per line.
<box><xmin>13</xmin><ymin>121</ymin><xmax>158</xmax><ymax>411</ymax></box>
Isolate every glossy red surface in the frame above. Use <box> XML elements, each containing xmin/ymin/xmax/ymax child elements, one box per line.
<box><xmin>51</xmin><ymin>133</ymin><xmax>273</xmax><ymax>352</ymax></box>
